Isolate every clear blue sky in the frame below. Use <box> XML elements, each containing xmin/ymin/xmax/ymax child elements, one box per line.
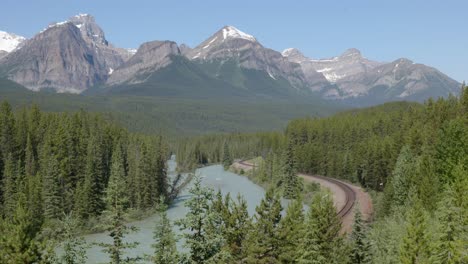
<box><xmin>1</xmin><ymin>0</ymin><xmax>466</xmax><ymax>82</ymax></box>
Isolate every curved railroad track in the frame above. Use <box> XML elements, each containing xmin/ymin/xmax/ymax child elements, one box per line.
<box><xmin>238</xmin><ymin>160</ymin><xmax>357</xmax><ymax>219</ymax></box>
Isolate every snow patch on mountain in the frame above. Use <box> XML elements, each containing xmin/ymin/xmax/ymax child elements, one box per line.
<box><xmin>222</xmin><ymin>26</ymin><xmax>256</xmax><ymax>42</ymax></box>
<box><xmin>0</xmin><ymin>31</ymin><xmax>26</xmax><ymax>52</ymax></box>
<box><xmin>281</xmin><ymin>48</ymin><xmax>296</xmax><ymax>57</ymax></box>
<box><xmin>126</xmin><ymin>48</ymin><xmax>137</xmax><ymax>55</ymax></box>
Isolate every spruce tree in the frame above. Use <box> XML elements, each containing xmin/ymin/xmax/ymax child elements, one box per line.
<box><xmin>98</xmin><ymin>143</ymin><xmax>140</xmax><ymax>264</ymax></box>
<box><xmin>138</xmin><ymin>142</ymin><xmax>154</xmax><ymax>209</ymax></box>
<box><xmin>0</xmin><ymin>194</ymin><xmax>53</xmax><ymax>263</ymax></box>
<box><xmin>432</xmin><ymin>185</ymin><xmax>466</xmax><ymax>264</ymax></box>
<box><xmin>298</xmin><ymin>191</ymin><xmax>343</xmax><ymax>264</ymax></box>
<box><xmin>151</xmin><ymin>197</ymin><xmax>178</xmax><ymax>264</ymax></box>
<box><xmin>222</xmin><ymin>141</ymin><xmax>232</xmax><ymax>169</ymax></box>
<box><xmin>42</xmin><ymin>152</ymin><xmax>62</xmax><ymax>221</ymax></box>
<box><xmin>278</xmin><ymin>196</ymin><xmax>305</xmax><ymax>263</ymax></box>
<box><xmin>2</xmin><ymin>153</ymin><xmax>18</xmax><ymax>218</ymax></box>
<box><xmin>154</xmin><ymin>140</ymin><xmax>168</xmax><ymax>204</ymax></box>
<box><xmin>391</xmin><ymin>146</ymin><xmax>415</xmax><ymax>209</ymax></box>
<box><xmin>349</xmin><ymin>208</ymin><xmax>372</xmax><ymax>264</ymax></box>
<box><xmin>399</xmin><ymin>197</ymin><xmax>430</xmax><ymax>264</ymax></box>
<box><xmin>176</xmin><ymin>176</ymin><xmax>224</xmax><ymax>263</ymax></box>
<box><xmin>283</xmin><ymin>139</ymin><xmax>301</xmax><ymax>199</ymax></box>
<box><xmin>221</xmin><ymin>193</ymin><xmax>252</xmax><ymax>262</ymax></box>
<box><xmin>58</xmin><ymin>213</ymin><xmax>88</xmax><ymax>264</ymax></box>
<box><xmin>0</xmin><ymin>101</ymin><xmax>16</xmax><ymax>160</ymax></box>
<box><xmin>246</xmin><ymin>188</ymin><xmax>283</xmax><ymax>263</ymax></box>
<box><xmin>75</xmin><ymin>136</ymin><xmax>105</xmax><ymax>219</ymax></box>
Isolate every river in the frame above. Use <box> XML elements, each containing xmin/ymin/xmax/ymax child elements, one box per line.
<box><xmin>81</xmin><ymin>156</ymin><xmax>270</xmax><ymax>263</ymax></box>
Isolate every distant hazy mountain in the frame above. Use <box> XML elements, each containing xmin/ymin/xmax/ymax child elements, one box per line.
<box><xmin>0</xmin><ymin>14</ymin><xmax>461</xmax><ymax>104</ymax></box>
<box><xmin>282</xmin><ymin>47</ymin><xmax>460</xmax><ymax>103</ymax></box>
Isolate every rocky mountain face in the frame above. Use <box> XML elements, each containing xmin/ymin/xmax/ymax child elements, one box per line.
<box><xmin>0</xmin><ymin>23</ymin><xmax>108</xmax><ymax>93</ymax></box>
<box><xmin>68</xmin><ymin>14</ymin><xmax>133</xmax><ymax>69</ymax></box>
<box><xmin>186</xmin><ymin>26</ymin><xmax>309</xmax><ymax>91</ymax></box>
<box><xmin>334</xmin><ymin>58</ymin><xmax>461</xmax><ymax>101</ymax></box>
<box><xmin>0</xmin><ymin>14</ymin><xmax>134</xmax><ymax>93</ymax></box>
<box><xmin>106</xmin><ymin>40</ymin><xmax>181</xmax><ymax>85</ymax></box>
<box><xmin>0</xmin><ymin>15</ymin><xmax>461</xmax><ymax>104</ymax></box>
<box><xmin>282</xmin><ymin>47</ymin><xmax>460</xmax><ymax>102</ymax></box>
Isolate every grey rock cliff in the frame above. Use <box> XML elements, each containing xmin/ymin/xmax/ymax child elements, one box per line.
<box><xmin>186</xmin><ymin>26</ymin><xmax>310</xmax><ymax>91</ymax></box>
<box><xmin>106</xmin><ymin>40</ymin><xmax>181</xmax><ymax>85</ymax></box>
<box><xmin>0</xmin><ymin>23</ymin><xmax>107</xmax><ymax>93</ymax></box>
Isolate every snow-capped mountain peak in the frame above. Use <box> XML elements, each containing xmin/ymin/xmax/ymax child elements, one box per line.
<box><xmin>74</xmin><ymin>13</ymin><xmax>90</xmax><ymax>19</ymax></box>
<box><xmin>282</xmin><ymin>48</ymin><xmax>298</xmax><ymax>57</ymax></box>
<box><xmin>0</xmin><ymin>30</ymin><xmax>26</xmax><ymax>52</ymax></box>
<box><xmin>222</xmin><ymin>26</ymin><xmax>256</xmax><ymax>42</ymax></box>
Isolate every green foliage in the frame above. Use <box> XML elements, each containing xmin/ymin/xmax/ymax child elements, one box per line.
<box><xmin>283</xmin><ymin>139</ymin><xmax>302</xmax><ymax>199</ymax></box>
<box><xmin>298</xmin><ymin>191</ymin><xmax>343</xmax><ymax>264</ymax></box>
<box><xmin>246</xmin><ymin>188</ymin><xmax>283</xmax><ymax>263</ymax></box>
<box><xmin>98</xmin><ymin>143</ymin><xmax>140</xmax><ymax>264</ymax></box>
<box><xmin>435</xmin><ymin>118</ymin><xmax>468</xmax><ymax>185</ymax></box>
<box><xmin>222</xmin><ymin>141</ymin><xmax>233</xmax><ymax>169</ymax></box>
<box><xmin>151</xmin><ymin>197</ymin><xmax>178</xmax><ymax>264</ymax></box>
<box><xmin>399</xmin><ymin>197</ymin><xmax>431</xmax><ymax>264</ymax></box>
<box><xmin>0</xmin><ymin>77</ymin><xmax>341</xmax><ymax>136</ymax></box>
<box><xmin>432</xmin><ymin>185</ymin><xmax>467</xmax><ymax>264</ymax></box>
<box><xmin>388</xmin><ymin>146</ymin><xmax>416</xmax><ymax>211</ymax></box>
<box><xmin>223</xmin><ymin>194</ymin><xmax>252</xmax><ymax>261</ymax></box>
<box><xmin>57</xmin><ymin>213</ymin><xmax>88</xmax><ymax>264</ymax></box>
<box><xmin>0</xmin><ymin>195</ymin><xmax>54</xmax><ymax>263</ymax></box>
<box><xmin>349</xmin><ymin>208</ymin><xmax>372</xmax><ymax>264</ymax></box>
<box><xmin>176</xmin><ymin>177</ymin><xmax>225</xmax><ymax>263</ymax></box>
<box><xmin>278</xmin><ymin>197</ymin><xmax>305</xmax><ymax>263</ymax></box>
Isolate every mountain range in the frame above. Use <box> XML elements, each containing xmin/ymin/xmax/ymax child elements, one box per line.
<box><xmin>0</xmin><ymin>14</ymin><xmax>462</xmax><ymax>104</ymax></box>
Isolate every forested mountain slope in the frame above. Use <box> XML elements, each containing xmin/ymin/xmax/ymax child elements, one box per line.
<box><xmin>0</xmin><ymin>77</ymin><xmax>343</xmax><ymax>135</ymax></box>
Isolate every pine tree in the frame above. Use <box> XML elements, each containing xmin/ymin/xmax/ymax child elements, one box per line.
<box><xmin>176</xmin><ymin>176</ymin><xmax>224</xmax><ymax>263</ymax></box>
<box><xmin>76</xmin><ymin>135</ymin><xmax>105</xmax><ymax>218</ymax></box>
<box><xmin>460</xmin><ymin>82</ymin><xmax>468</xmax><ymax>114</ymax></box>
<box><xmin>58</xmin><ymin>213</ymin><xmax>88</xmax><ymax>264</ymax></box>
<box><xmin>25</xmin><ymin>171</ymin><xmax>43</xmax><ymax>230</ymax></box>
<box><xmin>2</xmin><ymin>153</ymin><xmax>18</xmax><ymax>218</ymax></box>
<box><xmin>283</xmin><ymin>139</ymin><xmax>301</xmax><ymax>199</ymax></box>
<box><xmin>349</xmin><ymin>208</ymin><xmax>372</xmax><ymax>264</ymax></box>
<box><xmin>42</xmin><ymin>152</ymin><xmax>62</xmax><ymax>221</ymax></box>
<box><xmin>0</xmin><ymin>101</ymin><xmax>16</xmax><ymax>160</ymax></box>
<box><xmin>278</xmin><ymin>196</ymin><xmax>305</xmax><ymax>263</ymax></box>
<box><xmin>432</xmin><ymin>186</ymin><xmax>466</xmax><ymax>264</ymax></box>
<box><xmin>98</xmin><ymin>143</ymin><xmax>140</xmax><ymax>264</ymax></box>
<box><xmin>390</xmin><ymin>146</ymin><xmax>415</xmax><ymax>209</ymax></box>
<box><xmin>298</xmin><ymin>191</ymin><xmax>343</xmax><ymax>264</ymax></box>
<box><xmin>222</xmin><ymin>193</ymin><xmax>252</xmax><ymax>262</ymax></box>
<box><xmin>138</xmin><ymin>142</ymin><xmax>154</xmax><ymax>209</ymax></box>
<box><xmin>399</xmin><ymin>197</ymin><xmax>430</xmax><ymax>264</ymax></box>
<box><xmin>24</xmin><ymin>134</ymin><xmax>37</xmax><ymax>178</ymax></box>
<box><xmin>0</xmin><ymin>195</ymin><xmax>53</xmax><ymax>263</ymax></box>
<box><xmin>246</xmin><ymin>188</ymin><xmax>283</xmax><ymax>263</ymax></box>
<box><xmin>154</xmin><ymin>139</ymin><xmax>168</xmax><ymax>204</ymax></box>
<box><xmin>151</xmin><ymin>197</ymin><xmax>178</xmax><ymax>264</ymax></box>
<box><xmin>222</xmin><ymin>141</ymin><xmax>232</xmax><ymax>169</ymax></box>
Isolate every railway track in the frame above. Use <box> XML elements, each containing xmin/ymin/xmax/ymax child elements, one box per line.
<box><xmin>237</xmin><ymin>160</ymin><xmax>356</xmax><ymax>219</ymax></box>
